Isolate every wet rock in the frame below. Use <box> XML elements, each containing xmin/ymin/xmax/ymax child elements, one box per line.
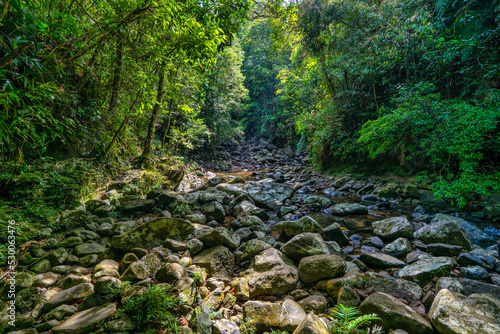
<box><xmin>382</xmin><ymin>238</ymin><xmax>413</xmax><ymax>258</ymax></box>
<box><xmin>242</xmin><ymin>301</ymin><xmax>281</xmax><ymax>332</ymax></box>
<box><xmin>156</xmin><ymin>263</ymin><xmax>187</xmax><ymax>283</ymax></box>
<box><xmin>43</xmin><ymin>283</ymin><xmax>94</xmax><ymax>312</ymax></box>
<box><xmin>146</xmin><ymin>189</ymin><xmax>184</xmax><ymax>209</ymax></box>
<box><xmin>202</xmin><ymin>201</ymin><xmax>226</xmax><ymax>222</ymax></box>
<box><xmin>373</xmin><ymin>183</ymin><xmax>399</xmax><ymax>199</ymax></box>
<box><xmin>74</xmin><ymin>243</ymin><xmax>106</xmax><ymax>257</ymax></box>
<box><xmin>298</xmin><ymin>254</ymin><xmax>346</xmax><ymax>284</ymax></box>
<box><xmin>120</xmin><ymin>253</ymin><xmax>161</xmax><ymax>283</ymax></box>
<box><xmin>110</xmin><ymin>218</ymin><xmax>194</xmax><ymax>250</ymax></box>
<box><xmin>337</xmin><ymin>285</ymin><xmax>361</xmax><ymax>307</ymax></box>
<box><xmin>244</xmin><ymin>180</ymin><xmax>295</xmax><ymax>209</ymax></box>
<box><xmin>33</xmin><ymin>272</ymin><xmax>60</xmax><ymax>288</ymax></box>
<box><xmin>121</xmin><ymin>198</ymin><xmax>155</xmax><ymax>214</ymax></box>
<box><xmin>436</xmin><ymin>277</ymin><xmax>465</xmax><ymax>295</ymax></box>
<box><xmin>362</xmin><ymin>272</ymin><xmax>423</xmax><ymax>302</ymax></box>
<box><xmin>234</xmin><ymin>201</ymin><xmax>267</xmax><ymax>220</ymax></box>
<box><xmin>57</xmin><ymin>274</ymin><xmax>91</xmax><ymax>290</ymax></box>
<box><xmin>276</xmin><ymin>216</ymin><xmax>324</xmax><ymax>239</ymax></box>
<box><xmin>14</xmin><ymin>273</ymin><xmax>33</xmax><ymax>291</ymax></box>
<box><xmin>458</xmin><ymin>278</ymin><xmax>500</xmax><ymax>299</ymax></box>
<box><xmin>52</xmin><ymin>303</ymin><xmax>116</xmax><ymax>334</ymax></box>
<box><xmin>94</xmin><ymin>276</ymin><xmax>123</xmax><ymax>293</ymax></box>
<box><xmin>212</xmin><ymin>319</ymin><xmax>241</xmax><ymax>334</ymax></box>
<box><xmin>47</xmin><ymin>248</ymin><xmax>69</xmax><ymax>266</ymax></box>
<box><xmin>298</xmin><ymin>295</ymin><xmax>328</xmax><ymax>314</ymax></box>
<box><xmin>118</xmin><ymin>253</ymin><xmax>139</xmax><ymax>274</ymax></box>
<box><xmin>238</xmin><ymin>248</ymin><xmax>299</xmax><ymax>298</ymax></box>
<box><xmin>278</xmin><ymin>299</ymin><xmax>307</xmax><ymax>331</ymax></box>
<box><xmin>457</xmin><ymin>252</ymin><xmax>496</xmax><ymax>270</ymax></box>
<box><xmin>303</xmin><ymin>195</ymin><xmax>331</xmax><ymax>209</ymax></box>
<box><xmin>32</xmin><ymin>259</ymin><xmax>52</xmax><ymax>273</ymax></box>
<box><xmin>188</xmin><ymin>239</ymin><xmax>204</xmax><ymax>256</ymax></box>
<box><xmin>241</xmin><ymin>239</ymin><xmax>272</xmax><ymax>261</ymax></box>
<box><xmin>323</xmin><ymin>223</ymin><xmax>349</xmax><ymax>246</ymax></box>
<box><xmin>372</xmin><ymin>216</ymin><xmax>413</xmax><ymax>240</ymax></box>
<box><xmin>325</xmin><ymin>203</ymin><xmax>368</xmax><ymax>216</ymax></box>
<box><xmin>428</xmin><ymin>289</ymin><xmax>500</xmax><ymax>334</ymax></box>
<box><xmin>427</xmin><ymin>243</ymin><xmax>463</xmax><ymax>257</ymax></box>
<box><xmin>283</xmin><ymin>233</ymin><xmax>329</xmax><ymax>261</ymax></box>
<box><xmin>293</xmin><ymin>313</ymin><xmax>330</xmax><ymax>334</ymax></box>
<box><xmin>359</xmin><ymin>292</ymin><xmax>433</xmax><ymax>334</ymax></box>
<box><xmin>460</xmin><ymin>266</ymin><xmax>490</xmax><ymax>281</ymax></box>
<box><xmin>216</xmin><ymin>183</ymin><xmax>247</xmax><ymax>197</ymax></box>
<box><xmin>197</xmin><ymin>227</ymin><xmax>240</xmax><ymax>250</ymax></box>
<box><xmin>395</xmin><ymin>257</ymin><xmax>453</xmax><ymax>286</ymax></box>
<box><xmin>415</xmin><ymin>214</ymin><xmax>473</xmax><ymax>250</ymax></box>
<box><xmin>193</xmin><ymin>246</ymin><xmax>235</xmax><ymax>280</ymax></box>
<box><xmin>406</xmin><ymin>250</ymin><xmax>432</xmax><ymax>264</ymax></box>
<box><xmin>360</xmin><ymin>251</ymin><xmax>407</xmax><ymax>268</ymax></box>
<box><xmin>238</xmin><ymin>215</ymin><xmax>269</xmax><ymax>232</ymax></box>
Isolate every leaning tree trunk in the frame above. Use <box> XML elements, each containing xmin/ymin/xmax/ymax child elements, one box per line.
<box><xmin>107</xmin><ymin>36</ymin><xmax>124</xmax><ymax>116</ymax></box>
<box><xmin>140</xmin><ymin>65</ymin><xmax>165</xmax><ymax>164</ymax></box>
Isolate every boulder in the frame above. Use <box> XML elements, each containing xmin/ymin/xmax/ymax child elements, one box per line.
<box><xmin>323</xmin><ymin>223</ymin><xmax>349</xmax><ymax>246</ymax></box>
<box><xmin>43</xmin><ymin>283</ymin><xmax>94</xmax><ymax>312</ymax></box>
<box><xmin>359</xmin><ymin>292</ymin><xmax>433</xmax><ymax>334</ymax></box>
<box><xmin>235</xmin><ymin>248</ymin><xmax>299</xmax><ymax>299</ymax></box>
<box><xmin>293</xmin><ymin>313</ymin><xmax>330</xmax><ymax>334</ymax></box>
<box><xmin>303</xmin><ymin>195</ymin><xmax>331</xmax><ymax>209</ymax></box>
<box><xmin>121</xmin><ymin>199</ymin><xmax>155</xmax><ymax>214</ymax></box>
<box><xmin>428</xmin><ymin>289</ymin><xmax>500</xmax><ymax>334</ymax></box>
<box><xmin>193</xmin><ymin>246</ymin><xmax>235</xmax><ymax>280</ymax></box>
<box><xmin>197</xmin><ymin>227</ymin><xmax>240</xmax><ymax>250</ymax></box>
<box><xmin>243</xmin><ymin>301</ymin><xmax>281</xmax><ymax>332</ymax></box>
<box><xmin>325</xmin><ymin>203</ymin><xmax>368</xmax><ymax>216</ymax></box>
<box><xmin>298</xmin><ymin>254</ymin><xmax>346</xmax><ymax>284</ymax></box>
<box><xmin>74</xmin><ymin>243</ymin><xmax>106</xmax><ymax>257</ymax></box>
<box><xmin>283</xmin><ymin>233</ymin><xmax>329</xmax><ymax>261</ymax></box>
<box><xmin>360</xmin><ymin>252</ymin><xmax>407</xmax><ymax>269</ymax></box>
<box><xmin>276</xmin><ymin>216</ymin><xmax>324</xmax><ymax>239</ymax></box>
<box><xmin>395</xmin><ymin>257</ymin><xmax>453</xmax><ymax>286</ymax></box>
<box><xmin>415</xmin><ymin>214</ymin><xmax>473</xmax><ymax>250</ymax></box>
<box><xmin>278</xmin><ymin>299</ymin><xmax>307</xmax><ymax>331</ymax></box>
<box><xmin>381</xmin><ymin>238</ymin><xmax>413</xmax><ymax>258</ymax></box>
<box><xmin>241</xmin><ymin>239</ymin><xmax>272</xmax><ymax>261</ymax></box>
<box><xmin>372</xmin><ymin>217</ymin><xmax>413</xmax><ymax>240</ymax></box>
<box><xmin>362</xmin><ymin>272</ymin><xmax>423</xmax><ymax>302</ymax></box>
<box><xmin>110</xmin><ymin>218</ymin><xmax>194</xmax><ymax>250</ymax></box>
<box><xmin>52</xmin><ymin>303</ymin><xmax>116</xmax><ymax>334</ymax></box>
<box><xmin>199</xmin><ymin>188</ymin><xmax>231</xmax><ymax>204</ymax></box>
<box><xmin>202</xmin><ymin>201</ymin><xmax>226</xmax><ymax>222</ymax></box>
<box><xmin>244</xmin><ymin>180</ymin><xmax>295</xmax><ymax>209</ymax></box>
<box><xmin>120</xmin><ymin>253</ymin><xmax>161</xmax><ymax>283</ymax></box>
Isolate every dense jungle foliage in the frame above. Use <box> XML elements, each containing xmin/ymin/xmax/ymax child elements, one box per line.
<box><xmin>1</xmin><ymin>0</ymin><xmax>499</xmax><ymax>228</ymax></box>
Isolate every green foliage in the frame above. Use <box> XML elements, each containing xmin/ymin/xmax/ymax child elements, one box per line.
<box><xmin>358</xmin><ymin>85</ymin><xmax>500</xmax><ymax>206</ymax></box>
<box><xmin>328</xmin><ymin>304</ymin><xmax>381</xmax><ymax>334</ymax></box>
<box><xmin>114</xmin><ymin>284</ymin><xmax>186</xmax><ymax>334</ymax></box>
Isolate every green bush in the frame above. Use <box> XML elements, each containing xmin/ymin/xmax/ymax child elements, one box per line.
<box><xmin>114</xmin><ymin>284</ymin><xmax>186</xmax><ymax>334</ymax></box>
<box><xmin>358</xmin><ymin>85</ymin><xmax>500</xmax><ymax>207</ymax></box>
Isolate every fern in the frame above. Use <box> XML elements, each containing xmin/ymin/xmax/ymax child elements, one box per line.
<box><xmin>328</xmin><ymin>304</ymin><xmax>381</xmax><ymax>334</ymax></box>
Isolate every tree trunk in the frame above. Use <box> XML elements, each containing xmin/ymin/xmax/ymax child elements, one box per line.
<box><xmin>104</xmin><ymin>89</ymin><xmax>142</xmax><ymax>156</ymax></box>
<box><xmin>140</xmin><ymin>65</ymin><xmax>165</xmax><ymax>163</ymax></box>
<box><xmin>107</xmin><ymin>36</ymin><xmax>124</xmax><ymax>116</ymax></box>
<box><xmin>162</xmin><ymin>99</ymin><xmax>174</xmax><ymax>148</ymax></box>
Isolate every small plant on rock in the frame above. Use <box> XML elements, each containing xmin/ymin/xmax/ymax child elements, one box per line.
<box><xmin>115</xmin><ymin>284</ymin><xmax>186</xmax><ymax>334</ymax></box>
<box><xmin>328</xmin><ymin>304</ymin><xmax>382</xmax><ymax>334</ymax></box>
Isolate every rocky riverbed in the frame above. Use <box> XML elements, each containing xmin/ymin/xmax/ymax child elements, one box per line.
<box><xmin>1</xmin><ymin>140</ymin><xmax>500</xmax><ymax>334</ymax></box>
